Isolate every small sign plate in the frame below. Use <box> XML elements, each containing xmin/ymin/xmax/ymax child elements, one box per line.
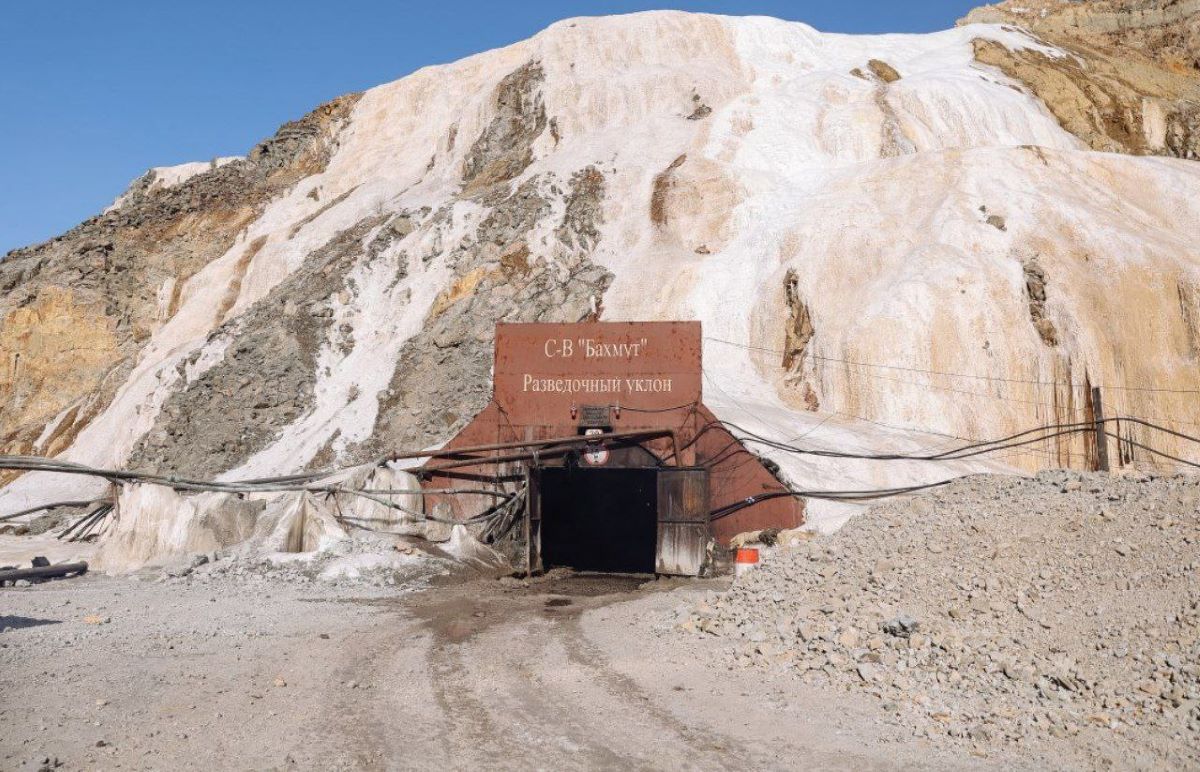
<box><xmin>578</xmin><ymin>404</ymin><xmax>612</xmax><ymax>428</ymax></box>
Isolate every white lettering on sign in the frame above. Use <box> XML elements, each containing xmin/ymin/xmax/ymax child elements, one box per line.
<box><xmin>539</xmin><ymin>337</ymin><xmax>649</xmax><ymax>359</ymax></box>
<box><xmin>581</xmin><ymin>338</ymin><xmax>647</xmax><ymax>358</ymax></box>
<box><xmin>543</xmin><ymin>338</ymin><xmax>575</xmax><ymax>358</ymax></box>
<box><xmin>521</xmin><ymin>375</ymin><xmax>673</xmax><ymax>394</ymax></box>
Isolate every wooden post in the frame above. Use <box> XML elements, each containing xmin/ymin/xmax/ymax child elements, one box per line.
<box><xmin>1092</xmin><ymin>386</ymin><xmax>1109</xmax><ymax>472</ymax></box>
<box><xmin>523</xmin><ymin>467</ymin><xmax>532</xmax><ymax>577</ymax></box>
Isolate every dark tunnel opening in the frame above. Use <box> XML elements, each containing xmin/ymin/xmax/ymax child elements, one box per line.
<box><xmin>538</xmin><ymin>467</ymin><xmax>658</xmax><ymax>574</ymax></box>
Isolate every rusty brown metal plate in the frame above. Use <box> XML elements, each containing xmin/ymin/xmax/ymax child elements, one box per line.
<box><xmin>493</xmin><ymin>321</ymin><xmax>701</xmax><ymax>426</ymax></box>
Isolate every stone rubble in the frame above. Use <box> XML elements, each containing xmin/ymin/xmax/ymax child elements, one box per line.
<box><xmin>681</xmin><ymin>470</ymin><xmax>1200</xmax><ymax>767</ymax></box>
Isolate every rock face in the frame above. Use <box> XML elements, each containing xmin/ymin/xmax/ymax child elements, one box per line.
<box><xmin>0</xmin><ymin>96</ymin><xmax>359</xmax><ymax>481</ymax></box>
<box><xmin>2</xmin><ymin>8</ymin><xmax>1199</xmax><ymax>517</ymax></box>
<box><xmin>962</xmin><ymin>0</ymin><xmax>1200</xmax><ymax>73</ymax></box>
<box><xmin>962</xmin><ymin>0</ymin><xmax>1200</xmax><ymax>158</ymax></box>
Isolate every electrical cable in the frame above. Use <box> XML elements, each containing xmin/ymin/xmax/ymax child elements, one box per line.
<box><xmin>353</xmin><ymin>487</ymin><xmax>511</xmax><ymax>498</ymax></box>
<box><xmin>1115</xmin><ymin>416</ymin><xmax>1200</xmax><ymax>446</ymax></box>
<box><xmin>704</xmin><ymin>336</ymin><xmax>1200</xmax><ymax>394</ymax></box>
<box><xmin>607</xmin><ymin>401</ymin><xmax>699</xmax><ymax>413</ymax></box>
<box><xmin>56</xmin><ymin>504</ymin><xmax>112</xmax><ymax>541</ymax></box>
<box><xmin>731</xmin><ymin>422</ymin><xmax>1097</xmax><ymax>462</ymax></box>
<box><xmin>0</xmin><ymin>499</ymin><xmax>107</xmax><ymax>522</ymax></box>
<box><xmin>700</xmin><ymin>366</ymin><xmax>1084</xmax><ymax>467</ymax></box>
<box><xmin>1118</xmin><ymin>438</ymin><xmax>1200</xmax><ymax>470</ymax></box>
<box><xmin>70</xmin><ymin>504</ymin><xmax>113</xmax><ymax>542</ymax></box>
<box><xmin>330</xmin><ymin>486</ymin><xmax>523</xmax><ymax>526</ymax></box>
<box><xmin>684</xmin><ymin>417</ymin><xmax>1097</xmax><ymax>464</ymax></box>
<box><xmin>3</xmin><ymin>414</ymin><xmax>1196</xmax><ymax>525</ymax></box>
<box><xmin>709</xmin><ymin>478</ymin><xmax>961</xmax><ymax>521</ymax></box>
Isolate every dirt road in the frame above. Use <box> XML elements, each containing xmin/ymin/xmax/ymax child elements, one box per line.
<box><xmin>2</xmin><ymin>570</ymin><xmax>1017</xmax><ymax>771</ymax></box>
<box><xmin>324</xmin><ymin>574</ymin><xmax>922</xmax><ymax>771</ymax></box>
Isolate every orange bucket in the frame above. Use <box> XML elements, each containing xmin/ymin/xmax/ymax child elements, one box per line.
<box><xmin>734</xmin><ymin>547</ymin><xmax>759</xmax><ymax>577</ymax></box>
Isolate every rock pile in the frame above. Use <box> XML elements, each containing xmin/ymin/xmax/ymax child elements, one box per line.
<box><xmin>683</xmin><ymin>471</ymin><xmax>1200</xmax><ymax>766</ymax></box>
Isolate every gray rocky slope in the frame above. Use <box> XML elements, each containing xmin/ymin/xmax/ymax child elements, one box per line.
<box><xmin>682</xmin><ymin>470</ymin><xmax>1200</xmax><ymax>767</ymax></box>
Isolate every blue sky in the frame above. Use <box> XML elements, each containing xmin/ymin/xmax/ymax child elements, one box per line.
<box><xmin>0</xmin><ymin>1</ymin><xmax>979</xmax><ymax>254</ymax></box>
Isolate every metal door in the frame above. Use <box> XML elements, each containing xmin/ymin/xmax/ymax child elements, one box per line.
<box><xmin>525</xmin><ymin>467</ymin><xmax>543</xmax><ymax>575</ymax></box>
<box><xmin>656</xmin><ymin>468</ymin><xmax>710</xmax><ymax>576</ymax></box>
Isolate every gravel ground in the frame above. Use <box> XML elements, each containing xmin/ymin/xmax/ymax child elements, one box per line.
<box><xmin>681</xmin><ymin>470</ymin><xmax>1200</xmax><ymax>770</ymax></box>
<box><xmin>4</xmin><ymin>469</ymin><xmax>1198</xmax><ymax>770</ymax></box>
<box><xmin>1</xmin><ymin>567</ymin><xmax>1025</xmax><ymax>771</ymax></box>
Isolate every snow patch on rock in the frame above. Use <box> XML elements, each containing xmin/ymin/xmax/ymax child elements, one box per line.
<box><xmin>106</xmin><ymin>157</ymin><xmax>241</xmax><ymax>212</ymax></box>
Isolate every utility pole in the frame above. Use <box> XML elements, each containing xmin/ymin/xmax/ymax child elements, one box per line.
<box><xmin>1092</xmin><ymin>386</ymin><xmax>1109</xmax><ymax>472</ymax></box>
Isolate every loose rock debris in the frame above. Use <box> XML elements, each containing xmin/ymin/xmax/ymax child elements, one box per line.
<box><xmin>681</xmin><ymin>471</ymin><xmax>1200</xmax><ymax>767</ymax></box>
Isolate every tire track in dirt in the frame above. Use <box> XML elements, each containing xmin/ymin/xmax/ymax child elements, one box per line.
<box><xmin>313</xmin><ymin>614</ymin><xmax>412</xmax><ymax>770</ymax></box>
<box><xmin>479</xmin><ymin>617</ymin><xmax>647</xmax><ymax>767</ymax></box>
<box><xmin>425</xmin><ymin>636</ymin><xmax>532</xmax><ymax>765</ymax></box>
<box><xmin>318</xmin><ymin>576</ymin><xmax>770</xmax><ymax>770</ymax></box>
<box><xmin>556</xmin><ymin>614</ymin><xmax>764</xmax><ymax>769</ymax></box>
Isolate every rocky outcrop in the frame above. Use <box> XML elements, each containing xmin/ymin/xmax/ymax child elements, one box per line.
<box><xmin>1022</xmin><ymin>258</ymin><xmax>1059</xmax><ymax>346</ymax></box>
<box><xmin>127</xmin><ymin>211</ymin><xmax>399</xmax><ymax>478</ymax></box>
<box><xmin>963</xmin><ymin>1</ymin><xmax>1200</xmax><ymax>159</ymax></box>
<box><xmin>782</xmin><ymin>270</ymin><xmax>819</xmax><ymax>411</ymax></box>
<box><xmin>123</xmin><ymin>56</ymin><xmax>614</xmax><ymax>477</ymax></box>
<box><xmin>461</xmin><ymin>62</ymin><xmax>547</xmax><ymax>195</ymax></box>
<box><xmin>354</xmin><ymin>171</ymin><xmax>613</xmax><ymax>463</ymax></box>
<box><xmin>962</xmin><ymin>0</ymin><xmax>1200</xmax><ymax>73</ymax></box>
<box><xmin>973</xmin><ymin>38</ymin><xmax>1200</xmax><ymax>158</ymax></box>
<box><xmin>650</xmin><ymin>154</ymin><xmax>688</xmax><ymax>226</ymax></box>
<box><xmin>0</xmin><ymin>94</ymin><xmax>360</xmax><ymax>470</ymax></box>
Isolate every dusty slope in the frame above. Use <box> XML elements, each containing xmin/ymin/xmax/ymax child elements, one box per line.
<box><xmin>2</xmin><ymin>9</ymin><xmax>1199</xmax><ymax>526</ymax></box>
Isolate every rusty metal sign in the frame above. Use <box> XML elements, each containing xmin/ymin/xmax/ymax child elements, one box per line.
<box><xmin>493</xmin><ymin>321</ymin><xmax>701</xmax><ymax>426</ymax></box>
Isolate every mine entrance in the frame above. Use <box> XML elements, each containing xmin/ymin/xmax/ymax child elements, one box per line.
<box><xmin>421</xmin><ymin>321</ymin><xmax>800</xmax><ymax>574</ymax></box>
<box><xmin>537</xmin><ymin>467</ymin><xmax>658</xmax><ymax>574</ymax></box>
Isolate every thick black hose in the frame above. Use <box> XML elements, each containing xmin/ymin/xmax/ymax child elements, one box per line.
<box><xmin>710</xmin><ymin>478</ymin><xmax>961</xmax><ymax>521</ymax></box>
<box><xmin>0</xmin><ymin>499</ymin><xmax>106</xmax><ymax>522</ymax></box>
<box><xmin>1116</xmin><ymin>416</ymin><xmax>1200</xmax><ymax>447</ymax></box>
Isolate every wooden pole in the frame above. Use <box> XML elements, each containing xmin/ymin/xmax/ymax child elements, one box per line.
<box><xmin>1092</xmin><ymin>386</ymin><xmax>1109</xmax><ymax>472</ymax></box>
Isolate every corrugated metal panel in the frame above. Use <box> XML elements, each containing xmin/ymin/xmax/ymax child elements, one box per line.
<box><xmin>656</xmin><ymin>468</ymin><xmax>709</xmax><ymax>576</ymax></box>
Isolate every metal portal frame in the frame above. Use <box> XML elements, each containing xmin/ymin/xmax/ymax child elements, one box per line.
<box><xmin>523</xmin><ymin>464</ymin><xmax>710</xmax><ymax>577</ymax></box>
